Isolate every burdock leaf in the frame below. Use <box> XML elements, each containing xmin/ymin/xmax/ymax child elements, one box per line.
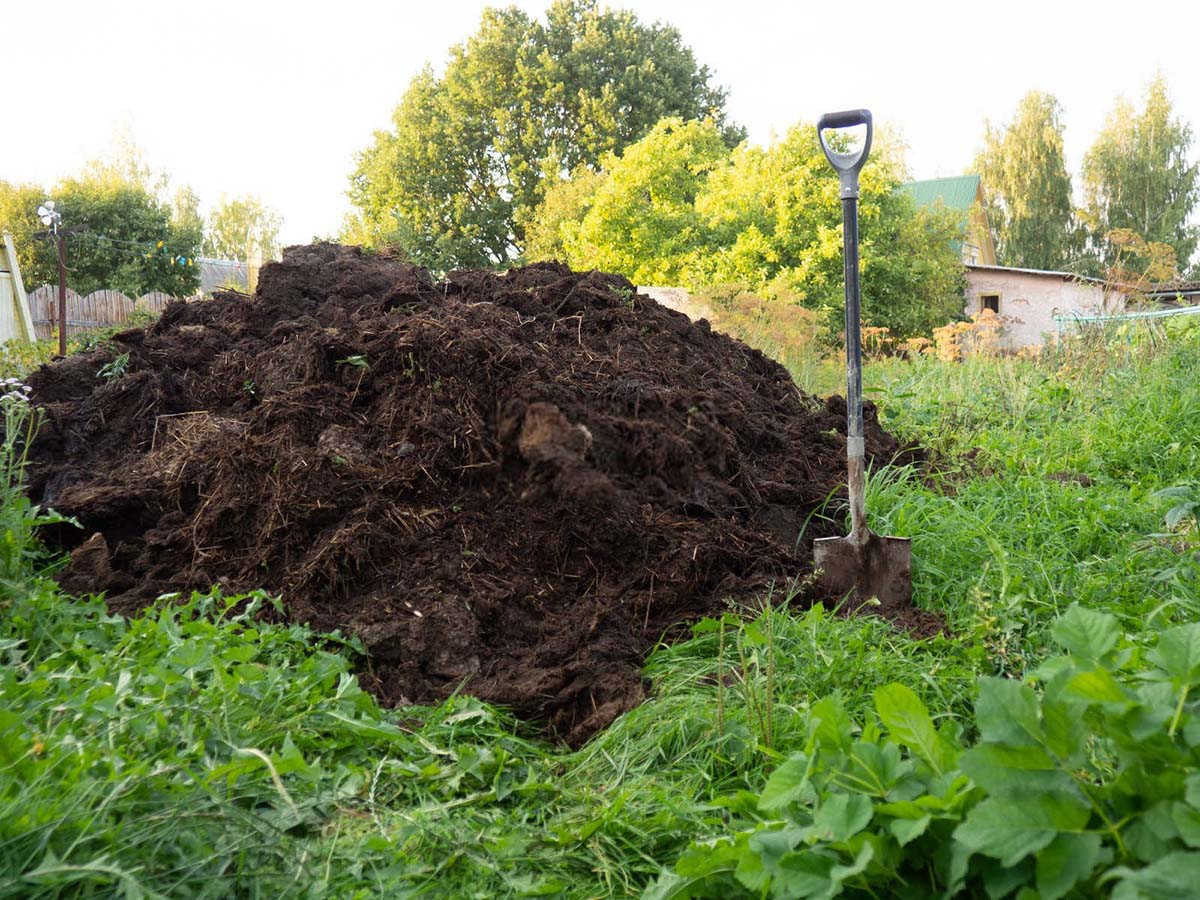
<box><xmin>1051</xmin><ymin>605</ymin><xmax>1118</xmax><ymax>662</ymax></box>
<box><xmin>953</xmin><ymin>793</ymin><xmax>1090</xmax><ymax>867</ymax></box>
<box><xmin>874</xmin><ymin>683</ymin><xmax>957</xmax><ymax>774</ymax></box>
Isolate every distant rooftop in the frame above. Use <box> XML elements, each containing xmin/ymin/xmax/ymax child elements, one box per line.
<box><xmin>898</xmin><ymin>175</ymin><xmax>982</xmax><ymax>212</ymax></box>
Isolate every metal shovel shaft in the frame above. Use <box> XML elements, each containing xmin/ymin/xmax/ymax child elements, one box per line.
<box><xmin>839</xmin><ymin>192</ymin><xmax>868</xmax><ymax>547</ymax></box>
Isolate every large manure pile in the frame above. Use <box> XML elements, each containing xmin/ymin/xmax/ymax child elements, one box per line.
<box><xmin>27</xmin><ymin>243</ymin><xmax>932</xmax><ymax>743</ymax></box>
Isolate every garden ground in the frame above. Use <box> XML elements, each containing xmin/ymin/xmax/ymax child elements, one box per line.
<box><xmin>1</xmin><ymin>299</ymin><xmax>1198</xmax><ymax>897</ymax></box>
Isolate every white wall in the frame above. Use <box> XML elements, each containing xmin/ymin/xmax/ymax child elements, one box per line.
<box><xmin>964</xmin><ymin>268</ymin><xmax>1124</xmax><ymax>348</ymax></box>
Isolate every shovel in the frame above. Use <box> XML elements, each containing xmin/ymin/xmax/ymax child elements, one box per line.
<box><xmin>812</xmin><ymin>109</ymin><xmax>912</xmax><ymax>611</ymax></box>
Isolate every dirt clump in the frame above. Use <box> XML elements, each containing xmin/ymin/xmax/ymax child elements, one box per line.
<box><xmin>26</xmin><ymin>243</ymin><xmax>934</xmax><ymax>745</ymax></box>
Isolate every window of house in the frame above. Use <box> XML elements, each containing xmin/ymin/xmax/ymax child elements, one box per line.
<box><xmin>981</xmin><ymin>294</ymin><xmax>1000</xmax><ymax>314</ymax></box>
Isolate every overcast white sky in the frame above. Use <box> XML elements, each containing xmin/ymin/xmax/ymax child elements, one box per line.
<box><xmin>4</xmin><ymin>0</ymin><xmax>1197</xmax><ymax>245</ymax></box>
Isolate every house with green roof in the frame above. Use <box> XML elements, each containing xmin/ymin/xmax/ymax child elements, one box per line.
<box><xmin>900</xmin><ymin>176</ymin><xmax>1134</xmax><ymax>348</ymax></box>
<box><xmin>899</xmin><ymin>175</ymin><xmax>997</xmax><ymax>266</ymax></box>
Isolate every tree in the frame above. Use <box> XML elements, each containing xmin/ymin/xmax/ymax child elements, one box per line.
<box><xmin>2</xmin><ymin>131</ymin><xmax>203</xmax><ymax>297</ymax></box>
<box><xmin>83</xmin><ymin>125</ymin><xmax>167</xmax><ymax>197</ymax></box>
<box><xmin>539</xmin><ymin>119</ymin><xmax>965</xmax><ymax>339</ymax></box>
<box><xmin>0</xmin><ymin>181</ymin><xmax>45</xmax><ymax>278</ymax></box>
<box><xmin>1081</xmin><ymin>75</ymin><xmax>1199</xmax><ymax>275</ymax></box>
<box><xmin>559</xmin><ymin>118</ymin><xmax>729</xmax><ymax>284</ymax></box>
<box><xmin>347</xmin><ymin>0</ymin><xmax>741</xmax><ymax>269</ymax></box>
<box><xmin>203</xmin><ymin>194</ymin><xmax>282</xmax><ymax>262</ymax></box>
<box><xmin>23</xmin><ymin>177</ymin><xmax>202</xmax><ymax>297</ymax></box>
<box><xmin>519</xmin><ymin>167</ymin><xmax>605</xmax><ymax>263</ymax></box>
<box><xmin>974</xmin><ymin>91</ymin><xmax>1077</xmax><ymax>270</ymax></box>
<box><xmin>171</xmin><ymin>186</ymin><xmax>205</xmax><ymax>243</ymax></box>
<box><xmin>689</xmin><ymin>123</ymin><xmax>964</xmax><ymax>338</ymax></box>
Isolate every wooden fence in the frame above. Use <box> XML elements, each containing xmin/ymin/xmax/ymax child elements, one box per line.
<box><xmin>27</xmin><ymin>286</ymin><xmax>199</xmax><ymax>341</ymax></box>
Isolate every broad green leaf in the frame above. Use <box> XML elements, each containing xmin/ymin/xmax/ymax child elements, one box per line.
<box><xmin>1144</xmin><ymin>799</ymin><xmax>1182</xmax><ymax>841</ymax></box>
<box><xmin>811</xmin><ymin>695</ymin><xmax>853</xmax><ymax>753</ymax></box>
<box><xmin>1064</xmin><ymin>667</ymin><xmax>1131</xmax><ymax>705</ymax></box>
<box><xmin>740</xmin><ymin>828</ymin><xmax>813</xmax><ymax>896</ymax></box>
<box><xmin>734</xmin><ymin>844</ymin><xmax>771</xmax><ymax>893</ymax></box>
<box><xmin>1040</xmin><ymin>694</ymin><xmax>1086</xmax><ymax>760</ymax></box>
<box><xmin>1036</xmin><ymin>832</ymin><xmax>1101</xmax><ymax>900</ymax></box>
<box><xmin>874</xmin><ymin>683</ymin><xmax>956</xmax><ymax>774</ymax></box>
<box><xmin>748</xmin><ymin>827</ymin><xmax>806</xmax><ymax>865</ymax></box>
<box><xmin>975</xmin><ymin>676</ymin><xmax>1043</xmax><ymax>747</ymax></box>
<box><xmin>1127</xmin><ymin>681</ymin><xmax>1176</xmax><ymax>739</ymax></box>
<box><xmin>270</xmin><ymin>734</ymin><xmax>313</xmax><ymax>778</ymax></box>
<box><xmin>944</xmin><ymin>841</ymin><xmax>972</xmax><ymax>895</ymax></box>
<box><xmin>889</xmin><ymin>814</ymin><xmax>931</xmax><ymax>846</ymax></box>
<box><xmin>772</xmin><ymin>850</ymin><xmax>836</xmax><ymax>899</ymax></box>
<box><xmin>1031</xmin><ymin>654</ymin><xmax>1074</xmax><ymax>683</ymax></box>
<box><xmin>829</xmin><ymin>842</ymin><xmax>874</xmax><ymax>887</ymax></box>
<box><xmin>759</xmin><ymin>753</ymin><xmax>811</xmax><ymax>813</ymax></box>
<box><xmin>1187</xmin><ymin>773</ymin><xmax>1200</xmax><ymax>809</ymax></box>
<box><xmin>1105</xmin><ymin>851</ymin><xmax>1200</xmax><ymax>896</ymax></box>
<box><xmin>1051</xmin><ymin>604</ymin><xmax>1118</xmax><ymax>662</ymax></box>
<box><xmin>639</xmin><ymin>870</ymin><xmax>697</xmax><ymax>900</ymax></box>
<box><xmin>675</xmin><ymin>835</ymin><xmax>745</xmax><ymax>878</ymax></box>
<box><xmin>981</xmin><ymin>857</ymin><xmax>1035</xmax><ymax>899</ymax></box>
<box><xmin>1150</xmin><ymin>624</ymin><xmax>1200</xmax><ymax>687</ymax></box>
<box><xmin>1173</xmin><ymin>802</ymin><xmax>1200</xmax><ymax>847</ymax></box>
<box><xmin>713</xmin><ymin>790</ymin><xmax>763</xmax><ymax>816</ymax></box>
<box><xmin>845</xmin><ymin>739</ymin><xmax>908</xmax><ymax>796</ymax></box>
<box><xmin>1125</xmin><ymin>820</ymin><xmax>1173</xmax><ymax>864</ymax></box>
<box><xmin>808</xmin><ymin>793</ymin><xmax>873</xmax><ymax>843</ymax></box>
<box><xmin>960</xmin><ymin>744</ymin><xmax>1076</xmax><ymax>796</ymax></box>
<box><xmin>876</xmin><ymin>799</ymin><xmax>926</xmax><ymax>819</ymax></box>
<box><xmin>953</xmin><ymin>792</ymin><xmax>1091</xmax><ymax>866</ymax></box>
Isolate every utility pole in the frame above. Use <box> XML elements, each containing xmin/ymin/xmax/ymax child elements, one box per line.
<box><xmin>36</xmin><ymin>200</ymin><xmax>67</xmax><ymax>354</ymax></box>
<box><xmin>56</xmin><ymin>231</ymin><xmax>67</xmax><ymax>355</ymax></box>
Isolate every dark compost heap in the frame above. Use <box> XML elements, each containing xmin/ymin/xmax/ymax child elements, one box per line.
<box><xmin>26</xmin><ymin>243</ymin><xmax>936</xmax><ymax>744</ymax></box>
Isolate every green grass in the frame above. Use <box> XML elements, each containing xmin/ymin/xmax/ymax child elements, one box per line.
<box><xmin>1</xmin><ymin>317</ymin><xmax>1197</xmax><ymax>896</ymax></box>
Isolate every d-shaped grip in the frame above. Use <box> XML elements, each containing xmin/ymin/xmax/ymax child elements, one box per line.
<box><xmin>817</xmin><ymin>109</ymin><xmax>873</xmax><ymax>193</ymax></box>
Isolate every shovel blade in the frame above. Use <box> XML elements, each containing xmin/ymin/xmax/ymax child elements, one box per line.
<box><xmin>813</xmin><ymin>530</ymin><xmax>912</xmax><ymax>613</ymax></box>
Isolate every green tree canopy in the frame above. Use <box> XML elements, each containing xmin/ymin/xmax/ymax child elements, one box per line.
<box><xmin>171</xmin><ymin>186</ymin><xmax>205</xmax><ymax>242</ymax></box>
<box><xmin>519</xmin><ymin>167</ymin><xmax>605</xmax><ymax>263</ymax></box>
<box><xmin>29</xmin><ymin>177</ymin><xmax>202</xmax><ymax>297</ymax></box>
<box><xmin>974</xmin><ymin>91</ymin><xmax>1078</xmax><ymax>270</ymax></box>
<box><xmin>0</xmin><ymin>180</ymin><xmax>45</xmax><ymax>278</ymax></box>
<box><xmin>1</xmin><ymin>135</ymin><xmax>203</xmax><ymax>297</ymax></box>
<box><xmin>559</xmin><ymin>118</ymin><xmax>729</xmax><ymax>284</ymax></box>
<box><xmin>539</xmin><ymin>119</ymin><xmax>964</xmax><ymax>339</ymax></box>
<box><xmin>203</xmin><ymin>194</ymin><xmax>283</xmax><ymax>262</ymax></box>
<box><xmin>347</xmin><ymin>0</ymin><xmax>741</xmax><ymax>270</ymax></box>
<box><xmin>1081</xmin><ymin>75</ymin><xmax>1199</xmax><ymax>275</ymax></box>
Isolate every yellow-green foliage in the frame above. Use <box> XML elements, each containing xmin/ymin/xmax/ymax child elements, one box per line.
<box><xmin>533</xmin><ymin>118</ymin><xmax>966</xmax><ymax>338</ymax></box>
<box><xmin>557</xmin><ymin>118</ymin><xmax>729</xmax><ymax>284</ymax></box>
<box><xmin>0</xmin><ymin>340</ymin><xmax>59</xmax><ymax>380</ymax></box>
<box><xmin>520</xmin><ymin>167</ymin><xmax>606</xmax><ymax>263</ymax></box>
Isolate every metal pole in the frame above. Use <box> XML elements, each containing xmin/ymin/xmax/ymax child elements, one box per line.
<box><xmin>840</xmin><ymin>192</ymin><xmax>866</xmax><ymax>545</ymax></box>
<box><xmin>56</xmin><ymin>233</ymin><xmax>67</xmax><ymax>355</ymax></box>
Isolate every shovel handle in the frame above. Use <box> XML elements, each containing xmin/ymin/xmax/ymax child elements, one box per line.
<box><xmin>818</xmin><ymin>109</ymin><xmax>873</xmax><ymax>543</ymax></box>
<box><xmin>817</xmin><ymin>109</ymin><xmax>873</xmax><ymax>199</ymax></box>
